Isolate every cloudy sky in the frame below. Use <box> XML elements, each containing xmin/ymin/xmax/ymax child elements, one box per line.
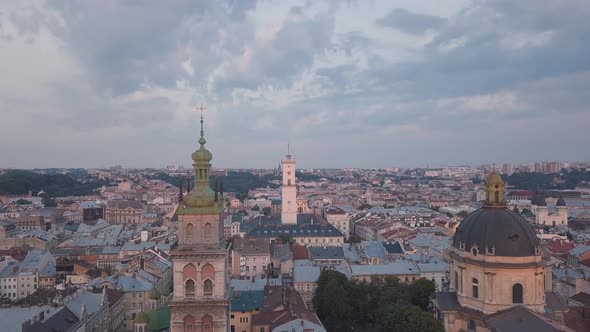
<box><xmin>1</xmin><ymin>0</ymin><xmax>589</xmax><ymax>169</ymax></box>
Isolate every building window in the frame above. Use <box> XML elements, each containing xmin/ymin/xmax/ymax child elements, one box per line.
<box><xmin>186</xmin><ymin>223</ymin><xmax>194</xmax><ymax>242</ymax></box>
<box><xmin>185</xmin><ymin>279</ymin><xmax>195</xmax><ymax>297</ymax></box>
<box><xmin>454</xmin><ymin>271</ymin><xmax>458</xmax><ymax>291</ymax></box>
<box><xmin>468</xmin><ymin>319</ymin><xmax>476</xmax><ymax>332</ymax></box>
<box><xmin>512</xmin><ymin>283</ymin><xmax>523</xmax><ymax>304</ymax></box>
<box><xmin>184</xmin><ymin>315</ymin><xmax>195</xmax><ymax>332</ymax></box>
<box><xmin>204</xmin><ymin>223</ymin><xmax>212</xmax><ymax>242</ymax></box>
<box><xmin>202</xmin><ymin>315</ymin><xmax>213</xmax><ymax>332</ymax></box>
<box><xmin>472</xmin><ymin>278</ymin><xmax>478</xmax><ymax>299</ymax></box>
<box><xmin>204</xmin><ymin>279</ymin><xmax>213</xmax><ymax>297</ymax></box>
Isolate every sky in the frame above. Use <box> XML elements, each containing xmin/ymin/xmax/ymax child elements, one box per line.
<box><xmin>1</xmin><ymin>0</ymin><xmax>590</xmax><ymax>169</ymax></box>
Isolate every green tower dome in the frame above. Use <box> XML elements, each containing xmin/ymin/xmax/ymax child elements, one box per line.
<box><xmin>178</xmin><ymin>109</ymin><xmax>222</xmax><ymax>214</ymax></box>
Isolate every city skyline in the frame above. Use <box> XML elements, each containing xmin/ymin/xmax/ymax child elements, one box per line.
<box><xmin>2</xmin><ymin>0</ymin><xmax>590</xmax><ymax>169</ymax></box>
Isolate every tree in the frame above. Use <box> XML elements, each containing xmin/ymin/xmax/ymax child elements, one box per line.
<box><xmin>313</xmin><ymin>270</ymin><xmax>353</xmax><ymax>332</ymax></box>
<box><xmin>347</xmin><ymin>234</ymin><xmax>362</xmax><ymax>244</ymax></box>
<box><xmin>521</xmin><ymin>208</ymin><xmax>530</xmax><ymax>215</ymax></box>
<box><xmin>513</xmin><ymin>206</ymin><xmax>520</xmax><ymax>214</ymax></box>
<box><xmin>457</xmin><ymin>210</ymin><xmax>469</xmax><ymax>218</ymax></box>
<box><xmin>252</xmin><ymin>205</ymin><xmax>260</xmax><ymax>211</ymax></box>
<box><xmin>262</xmin><ymin>207</ymin><xmax>271</xmax><ymax>216</ymax></box>
<box><xmin>278</xmin><ymin>234</ymin><xmax>295</xmax><ymax>245</ymax></box>
<box><xmin>409</xmin><ymin>278</ymin><xmax>436</xmax><ymax>310</ymax></box>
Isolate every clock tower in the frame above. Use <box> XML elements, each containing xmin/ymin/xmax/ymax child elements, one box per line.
<box><xmin>281</xmin><ymin>151</ymin><xmax>297</xmax><ymax>224</ymax></box>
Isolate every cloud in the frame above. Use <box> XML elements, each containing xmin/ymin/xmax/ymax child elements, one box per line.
<box><xmin>376</xmin><ymin>8</ymin><xmax>447</xmax><ymax>34</ymax></box>
<box><xmin>1</xmin><ymin>0</ymin><xmax>590</xmax><ymax>168</ymax></box>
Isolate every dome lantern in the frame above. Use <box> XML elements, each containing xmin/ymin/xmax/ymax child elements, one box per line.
<box><xmin>484</xmin><ymin>172</ymin><xmax>505</xmax><ymax>206</ymax></box>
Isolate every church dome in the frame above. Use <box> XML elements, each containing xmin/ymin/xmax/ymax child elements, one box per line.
<box><xmin>192</xmin><ymin>145</ymin><xmax>213</xmax><ymax>163</ymax></box>
<box><xmin>531</xmin><ymin>193</ymin><xmax>547</xmax><ymax>206</ymax></box>
<box><xmin>452</xmin><ymin>208</ymin><xmax>540</xmax><ymax>257</ymax></box>
<box><xmin>556</xmin><ymin>197</ymin><xmax>566</xmax><ymax>206</ymax></box>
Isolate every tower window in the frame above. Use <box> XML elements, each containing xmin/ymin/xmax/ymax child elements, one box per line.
<box><xmin>184</xmin><ymin>315</ymin><xmax>195</xmax><ymax>332</ymax></box>
<box><xmin>204</xmin><ymin>279</ymin><xmax>213</xmax><ymax>297</ymax></box>
<box><xmin>494</xmin><ymin>190</ymin><xmax>499</xmax><ymax>203</ymax></box>
<box><xmin>472</xmin><ymin>278</ymin><xmax>478</xmax><ymax>299</ymax></box>
<box><xmin>454</xmin><ymin>271</ymin><xmax>458</xmax><ymax>291</ymax></box>
<box><xmin>512</xmin><ymin>283</ymin><xmax>523</xmax><ymax>304</ymax></box>
<box><xmin>186</xmin><ymin>223</ymin><xmax>194</xmax><ymax>242</ymax></box>
<box><xmin>204</xmin><ymin>223</ymin><xmax>212</xmax><ymax>242</ymax></box>
<box><xmin>185</xmin><ymin>279</ymin><xmax>195</xmax><ymax>297</ymax></box>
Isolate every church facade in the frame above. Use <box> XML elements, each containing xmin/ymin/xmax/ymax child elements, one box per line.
<box><xmin>432</xmin><ymin>174</ymin><xmax>572</xmax><ymax>332</ymax></box>
<box><xmin>169</xmin><ymin>114</ymin><xmax>230</xmax><ymax>332</ymax></box>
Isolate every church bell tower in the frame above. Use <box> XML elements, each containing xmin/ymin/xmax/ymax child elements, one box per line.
<box><xmin>169</xmin><ymin>107</ymin><xmax>229</xmax><ymax>332</ymax></box>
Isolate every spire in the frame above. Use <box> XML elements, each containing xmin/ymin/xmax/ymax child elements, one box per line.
<box><xmin>178</xmin><ymin>182</ymin><xmax>183</xmax><ymax>202</ymax></box>
<box><xmin>286</xmin><ymin>143</ymin><xmax>292</xmax><ymax>159</ymax></box>
<box><xmin>198</xmin><ymin>104</ymin><xmax>206</xmax><ymax>146</ymax></box>
<box><xmin>214</xmin><ymin>179</ymin><xmax>219</xmax><ymax>202</ymax></box>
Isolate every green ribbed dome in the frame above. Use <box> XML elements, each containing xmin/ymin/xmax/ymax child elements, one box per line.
<box><xmin>192</xmin><ymin>145</ymin><xmax>212</xmax><ymax>162</ymax></box>
<box><xmin>161</xmin><ymin>288</ymin><xmax>171</xmax><ymax>296</ymax></box>
<box><xmin>191</xmin><ymin>113</ymin><xmax>213</xmax><ymax>163</ymax></box>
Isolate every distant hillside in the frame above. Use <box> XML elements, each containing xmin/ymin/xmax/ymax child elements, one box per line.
<box><xmin>0</xmin><ymin>170</ymin><xmax>106</xmax><ymax>197</ymax></box>
<box><xmin>150</xmin><ymin>171</ymin><xmax>279</xmax><ymax>200</ymax></box>
<box><xmin>506</xmin><ymin>169</ymin><xmax>590</xmax><ymax>190</ymax></box>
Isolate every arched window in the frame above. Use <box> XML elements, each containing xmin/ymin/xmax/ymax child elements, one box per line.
<box><xmin>185</xmin><ymin>279</ymin><xmax>195</xmax><ymax>297</ymax></box>
<box><xmin>184</xmin><ymin>315</ymin><xmax>195</xmax><ymax>332</ymax></box>
<box><xmin>185</xmin><ymin>223</ymin><xmax>194</xmax><ymax>242</ymax></box>
<box><xmin>202</xmin><ymin>315</ymin><xmax>212</xmax><ymax>332</ymax></box>
<box><xmin>454</xmin><ymin>271</ymin><xmax>458</xmax><ymax>291</ymax></box>
<box><xmin>201</xmin><ymin>264</ymin><xmax>215</xmax><ymax>280</ymax></box>
<box><xmin>204</xmin><ymin>223</ymin><xmax>212</xmax><ymax>242</ymax></box>
<box><xmin>494</xmin><ymin>190</ymin><xmax>499</xmax><ymax>203</ymax></box>
<box><xmin>183</xmin><ymin>264</ymin><xmax>197</xmax><ymax>281</ymax></box>
<box><xmin>203</xmin><ymin>279</ymin><xmax>213</xmax><ymax>297</ymax></box>
<box><xmin>468</xmin><ymin>319</ymin><xmax>476</xmax><ymax>332</ymax></box>
<box><xmin>512</xmin><ymin>283</ymin><xmax>523</xmax><ymax>304</ymax></box>
<box><xmin>472</xmin><ymin>278</ymin><xmax>478</xmax><ymax>299</ymax></box>
<box><xmin>199</xmin><ymin>169</ymin><xmax>203</xmax><ymax>180</ymax></box>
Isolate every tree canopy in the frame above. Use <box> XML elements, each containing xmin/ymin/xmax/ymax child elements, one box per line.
<box><xmin>0</xmin><ymin>170</ymin><xmax>107</xmax><ymax>197</ymax></box>
<box><xmin>313</xmin><ymin>271</ymin><xmax>443</xmax><ymax>332</ymax></box>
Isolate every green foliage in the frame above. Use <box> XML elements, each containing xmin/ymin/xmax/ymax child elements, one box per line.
<box><xmin>278</xmin><ymin>234</ymin><xmax>295</xmax><ymax>245</ymax></box>
<box><xmin>508</xmin><ymin>169</ymin><xmax>590</xmax><ymax>190</ymax></box>
<box><xmin>521</xmin><ymin>208</ymin><xmax>531</xmax><ymax>215</ymax></box>
<box><xmin>252</xmin><ymin>205</ymin><xmax>260</xmax><ymax>211</ymax></box>
<box><xmin>16</xmin><ymin>199</ymin><xmax>32</xmax><ymax>205</ymax></box>
<box><xmin>0</xmin><ymin>170</ymin><xmax>106</xmax><ymax>197</ymax></box>
<box><xmin>313</xmin><ymin>271</ymin><xmax>442</xmax><ymax>332</ymax></box>
<box><xmin>347</xmin><ymin>234</ymin><xmax>362</xmax><ymax>244</ymax></box>
<box><xmin>262</xmin><ymin>207</ymin><xmax>271</xmax><ymax>216</ymax></box>
<box><xmin>513</xmin><ymin>206</ymin><xmax>520</xmax><ymax>214</ymax></box>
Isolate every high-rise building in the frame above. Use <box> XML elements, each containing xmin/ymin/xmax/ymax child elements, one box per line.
<box><xmin>169</xmin><ymin>114</ymin><xmax>229</xmax><ymax>332</ymax></box>
<box><xmin>281</xmin><ymin>152</ymin><xmax>297</xmax><ymax>224</ymax></box>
